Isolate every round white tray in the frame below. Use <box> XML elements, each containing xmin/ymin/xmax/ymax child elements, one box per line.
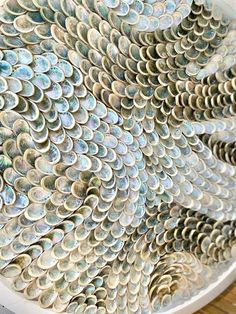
<box><xmin>158</xmin><ymin>261</ymin><xmax>236</xmax><ymax>314</ymax></box>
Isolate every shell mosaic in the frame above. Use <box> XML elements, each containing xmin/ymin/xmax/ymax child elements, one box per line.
<box><xmin>0</xmin><ymin>0</ymin><xmax>236</xmax><ymax>313</ymax></box>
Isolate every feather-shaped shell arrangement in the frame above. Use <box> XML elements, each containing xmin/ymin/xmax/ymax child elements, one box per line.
<box><xmin>0</xmin><ymin>0</ymin><xmax>235</xmax><ymax>313</ymax></box>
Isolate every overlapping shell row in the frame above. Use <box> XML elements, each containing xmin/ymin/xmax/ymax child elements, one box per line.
<box><xmin>0</xmin><ymin>0</ymin><xmax>236</xmax><ymax>313</ymax></box>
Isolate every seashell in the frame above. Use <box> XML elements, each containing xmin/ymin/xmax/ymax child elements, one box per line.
<box><xmin>4</xmin><ymin>0</ymin><xmax>26</xmax><ymax>15</ymax></box>
<box><xmin>1</xmin><ymin>264</ymin><xmax>22</xmax><ymax>278</ymax></box>
<box><xmin>0</xmin><ymin>60</ymin><xmax>12</xmax><ymax>77</ymax></box>
<box><xmin>46</xmin><ymin>82</ymin><xmax>63</xmax><ymax>100</ymax></box>
<box><xmin>33</xmin><ymin>55</ymin><xmax>51</xmax><ymax>73</ymax></box>
<box><xmin>31</xmin><ymin>73</ymin><xmax>51</xmax><ymax>90</ymax></box>
<box><xmin>6</xmin><ymin>77</ymin><xmax>22</xmax><ymax>93</ymax></box>
<box><xmin>39</xmin><ymin>289</ymin><xmax>57</xmax><ymax>308</ymax></box>
<box><xmin>14</xmin><ymin>15</ymin><xmax>34</xmax><ymax>33</ymax></box>
<box><xmin>28</xmin><ymin>187</ymin><xmax>51</xmax><ymax>203</ymax></box>
<box><xmin>24</xmin><ymin>204</ymin><xmax>45</xmax><ymax>221</ymax></box>
<box><xmin>12</xmin><ymin>65</ymin><xmax>34</xmax><ymax>80</ymax></box>
<box><xmin>20</xmin><ymin>81</ymin><xmax>35</xmax><ymax>98</ymax></box>
<box><xmin>1</xmin><ymin>52</ymin><xmax>16</xmax><ymax>68</ymax></box>
<box><xmin>73</xmin><ymin>155</ymin><xmax>92</xmax><ymax>171</ymax></box>
<box><xmin>24</xmin><ymin>281</ymin><xmax>41</xmax><ymax>300</ymax></box>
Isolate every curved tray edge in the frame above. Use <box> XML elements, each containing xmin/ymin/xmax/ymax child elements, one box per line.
<box><xmin>156</xmin><ymin>261</ymin><xmax>236</xmax><ymax>314</ymax></box>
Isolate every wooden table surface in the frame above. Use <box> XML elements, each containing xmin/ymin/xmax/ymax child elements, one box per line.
<box><xmin>195</xmin><ymin>282</ymin><xmax>236</xmax><ymax>314</ymax></box>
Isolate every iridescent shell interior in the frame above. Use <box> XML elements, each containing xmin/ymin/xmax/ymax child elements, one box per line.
<box><xmin>0</xmin><ymin>0</ymin><xmax>236</xmax><ymax>313</ymax></box>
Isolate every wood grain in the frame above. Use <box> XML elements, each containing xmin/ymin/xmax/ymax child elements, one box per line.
<box><xmin>195</xmin><ymin>282</ymin><xmax>236</xmax><ymax>314</ymax></box>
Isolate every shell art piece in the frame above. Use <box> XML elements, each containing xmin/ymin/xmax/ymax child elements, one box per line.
<box><xmin>0</xmin><ymin>0</ymin><xmax>236</xmax><ymax>313</ymax></box>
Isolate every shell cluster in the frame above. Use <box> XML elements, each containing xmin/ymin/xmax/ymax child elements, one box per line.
<box><xmin>0</xmin><ymin>0</ymin><xmax>236</xmax><ymax>313</ymax></box>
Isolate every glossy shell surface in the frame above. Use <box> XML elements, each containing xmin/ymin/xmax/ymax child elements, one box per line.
<box><xmin>0</xmin><ymin>0</ymin><xmax>235</xmax><ymax>313</ymax></box>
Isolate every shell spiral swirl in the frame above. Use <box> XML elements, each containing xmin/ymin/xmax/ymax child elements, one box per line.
<box><xmin>0</xmin><ymin>0</ymin><xmax>236</xmax><ymax>313</ymax></box>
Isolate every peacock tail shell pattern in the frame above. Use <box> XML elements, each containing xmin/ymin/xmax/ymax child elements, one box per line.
<box><xmin>0</xmin><ymin>0</ymin><xmax>235</xmax><ymax>313</ymax></box>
